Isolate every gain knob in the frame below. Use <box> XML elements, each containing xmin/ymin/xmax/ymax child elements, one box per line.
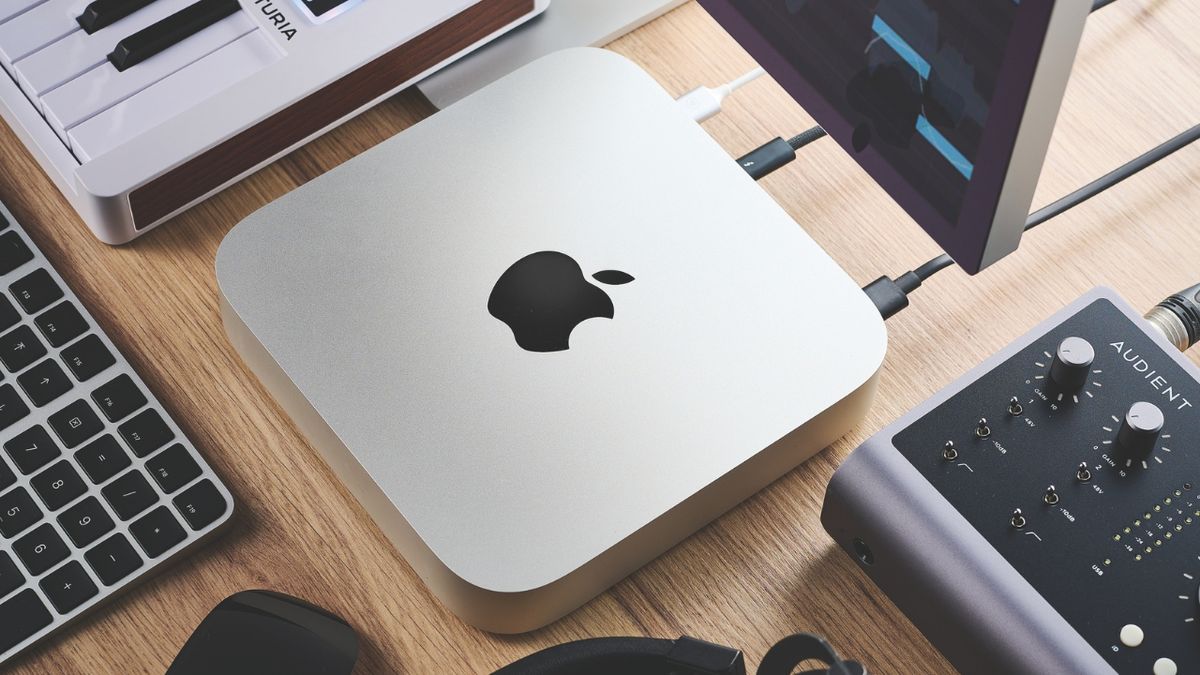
<box><xmin>1048</xmin><ymin>337</ymin><xmax>1095</xmax><ymax>390</ymax></box>
<box><xmin>1116</xmin><ymin>401</ymin><xmax>1164</xmax><ymax>459</ymax></box>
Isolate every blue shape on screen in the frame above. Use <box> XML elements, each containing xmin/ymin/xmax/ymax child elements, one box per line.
<box><xmin>916</xmin><ymin>114</ymin><xmax>974</xmax><ymax>179</ymax></box>
<box><xmin>870</xmin><ymin>15</ymin><xmax>931</xmax><ymax>79</ymax></box>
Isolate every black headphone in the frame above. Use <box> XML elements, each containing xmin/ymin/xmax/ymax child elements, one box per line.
<box><xmin>494</xmin><ymin>632</ymin><xmax>865</xmax><ymax>675</ymax></box>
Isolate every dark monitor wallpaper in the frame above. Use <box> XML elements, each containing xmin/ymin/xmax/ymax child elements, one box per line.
<box><xmin>725</xmin><ymin>0</ymin><xmax>1020</xmax><ymax>223</ymax></box>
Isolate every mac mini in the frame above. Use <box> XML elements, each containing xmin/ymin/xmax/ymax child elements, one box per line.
<box><xmin>216</xmin><ymin>48</ymin><xmax>886</xmax><ymax>633</ymax></box>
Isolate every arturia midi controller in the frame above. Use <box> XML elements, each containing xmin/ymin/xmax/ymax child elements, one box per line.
<box><xmin>0</xmin><ymin>0</ymin><xmax>546</xmax><ymax>242</ymax></box>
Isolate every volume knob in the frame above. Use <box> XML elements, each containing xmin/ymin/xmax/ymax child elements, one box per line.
<box><xmin>1117</xmin><ymin>401</ymin><xmax>1164</xmax><ymax>459</ymax></box>
<box><xmin>1049</xmin><ymin>337</ymin><xmax>1095</xmax><ymax>390</ymax></box>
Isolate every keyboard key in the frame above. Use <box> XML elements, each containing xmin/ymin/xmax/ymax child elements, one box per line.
<box><xmin>130</xmin><ymin>505</ymin><xmax>184</xmax><ymax>558</ymax></box>
<box><xmin>78</xmin><ymin>0</ymin><xmax>160</xmax><ymax>33</ymax></box>
<box><xmin>70</xmin><ymin>28</ymin><xmax>280</xmax><ymax>161</ymax></box>
<box><xmin>0</xmin><ymin>552</ymin><xmax>23</xmax><ymax>599</ymax></box>
<box><xmin>39</xmin><ymin>561</ymin><xmax>98</xmax><ymax>614</ymax></box>
<box><xmin>5</xmin><ymin>426</ymin><xmax>61</xmax><ymax>475</ymax></box>
<box><xmin>0</xmin><ymin>385</ymin><xmax>29</xmax><ymax>433</ymax></box>
<box><xmin>91</xmin><ymin>374</ymin><xmax>146</xmax><ymax>422</ymax></box>
<box><xmin>0</xmin><ymin>488</ymin><xmax>40</xmax><ymax>538</ymax></box>
<box><xmin>58</xmin><ymin>497</ymin><xmax>114</xmax><ymax>547</ymax></box>
<box><xmin>145</xmin><ymin>444</ymin><xmax>200</xmax><ymax>493</ymax></box>
<box><xmin>0</xmin><ymin>589</ymin><xmax>51</xmax><ymax>655</ymax></box>
<box><xmin>85</xmin><ymin>533</ymin><xmax>142</xmax><ymax>586</ymax></box>
<box><xmin>31</xmin><ymin>460</ymin><xmax>87</xmax><ymax>511</ymax></box>
<box><xmin>34</xmin><ymin>301</ymin><xmax>88</xmax><ymax>348</ymax></box>
<box><xmin>48</xmin><ymin>399</ymin><xmax>104</xmax><ymax>448</ymax></box>
<box><xmin>60</xmin><ymin>335</ymin><xmax>115</xmax><ymax>382</ymax></box>
<box><xmin>13</xmin><ymin>523</ymin><xmax>68</xmax><ymax>575</ymax></box>
<box><xmin>0</xmin><ymin>232</ymin><xmax>32</xmax><ymax>276</ymax></box>
<box><xmin>75</xmin><ymin>434</ymin><xmax>130</xmax><ymax>484</ymax></box>
<box><xmin>0</xmin><ymin>458</ymin><xmax>13</xmax><ymax>492</ymax></box>
<box><xmin>0</xmin><ymin>0</ymin><xmax>86</xmax><ymax>66</ymax></box>
<box><xmin>17</xmin><ymin>0</ymin><xmax>190</xmax><ymax>103</ymax></box>
<box><xmin>0</xmin><ymin>326</ymin><xmax>46</xmax><ymax>373</ymax></box>
<box><xmin>9</xmin><ymin>269</ymin><xmax>64</xmax><ymax>315</ymax></box>
<box><xmin>43</xmin><ymin>10</ymin><xmax>254</xmax><ymax>140</ymax></box>
<box><xmin>108</xmin><ymin>0</ymin><xmax>240</xmax><ymax>70</ymax></box>
<box><xmin>0</xmin><ymin>296</ymin><xmax>18</xmax><ymax>333</ymax></box>
<box><xmin>173</xmin><ymin>479</ymin><xmax>226</xmax><ymax>530</ymax></box>
<box><xmin>101</xmin><ymin>470</ymin><xmax>157</xmax><ymax>520</ymax></box>
<box><xmin>118</xmin><ymin>408</ymin><xmax>174</xmax><ymax>457</ymax></box>
<box><xmin>17</xmin><ymin>359</ymin><xmax>73</xmax><ymax>407</ymax></box>
<box><xmin>0</xmin><ymin>0</ymin><xmax>46</xmax><ymax>24</ymax></box>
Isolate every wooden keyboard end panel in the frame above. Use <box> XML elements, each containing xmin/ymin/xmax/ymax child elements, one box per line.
<box><xmin>128</xmin><ymin>0</ymin><xmax>535</xmax><ymax>228</ymax></box>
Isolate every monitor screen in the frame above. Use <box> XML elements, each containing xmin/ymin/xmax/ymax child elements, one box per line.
<box><xmin>700</xmin><ymin>0</ymin><xmax>1089</xmax><ymax>273</ymax></box>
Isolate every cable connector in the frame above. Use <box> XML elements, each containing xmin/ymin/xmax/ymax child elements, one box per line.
<box><xmin>1145</xmin><ymin>283</ymin><xmax>1200</xmax><ymax>351</ymax></box>
<box><xmin>675</xmin><ymin>67</ymin><xmax>765</xmax><ymax>123</ymax></box>
<box><xmin>737</xmin><ymin>127</ymin><xmax>827</xmax><ymax>179</ymax></box>
<box><xmin>862</xmin><ymin>272</ymin><xmax>923</xmax><ymax>320</ymax></box>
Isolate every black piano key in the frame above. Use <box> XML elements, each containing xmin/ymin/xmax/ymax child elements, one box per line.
<box><xmin>77</xmin><ymin>0</ymin><xmax>160</xmax><ymax>34</ymax></box>
<box><xmin>107</xmin><ymin>0</ymin><xmax>240</xmax><ymax>72</ymax></box>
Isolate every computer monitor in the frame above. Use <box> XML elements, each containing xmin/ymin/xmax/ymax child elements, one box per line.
<box><xmin>700</xmin><ymin>0</ymin><xmax>1091</xmax><ymax>273</ymax></box>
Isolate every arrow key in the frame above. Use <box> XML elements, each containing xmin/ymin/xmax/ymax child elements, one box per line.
<box><xmin>17</xmin><ymin>359</ymin><xmax>72</xmax><ymax>407</ymax></box>
<box><xmin>0</xmin><ymin>385</ymin><xmax>29</xmax><ymax>434</ymax></box>
<box><xmin>129</xmin><ymin>506</ymin><xmax>184</xmax><ymax>558</ymax></box>
<box><xmin>0</xmin><ymin>326</ymin><xmax>46</xmax><ymax>373</ymax></box>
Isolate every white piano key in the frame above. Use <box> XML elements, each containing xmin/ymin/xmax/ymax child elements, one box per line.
<box><xmin>14</xmin><ymin>0</ymin><xmax>192</xmax><ymax>101</ymax></box>
<box><xmin>41</xmin><ymin>10</ymin><xmax>253</xmax><ymax>140</ymax></box>
<box><xmin>0</xmin><ymin>0</ymin><xmax>89</xmax><ymax>67</ymax></box>
<box><xmin>70</xmin><ymin>29</ymin><xmax>281</xmax><ymax>161</ymax></box>
<box><xmin>0</xmin><ymin>0</ymin><xmax>45</xmax><ymax>24</ymax></box>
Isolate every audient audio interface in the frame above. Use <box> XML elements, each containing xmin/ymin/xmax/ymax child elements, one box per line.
<box><xmin>823</xmin><ymin>288</ymin><xmax>1198</xmax><ymax>675</ymax></box>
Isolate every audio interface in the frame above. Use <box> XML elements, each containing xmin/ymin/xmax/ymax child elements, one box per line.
<box><xmin>823</xmin><ymin>287</ymin><xmax>1198</xmax><ymax>674</ymax></box>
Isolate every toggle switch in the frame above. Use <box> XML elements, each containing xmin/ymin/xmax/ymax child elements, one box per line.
<box><xmin>1010</xmin><ymin>508</ymin><xmax>1026</xmax><ymax>529</ymax></box>
<box><xmin>1043</xmin><ymin>486</ymin><xmax>1059</xmax><ymax>505</ymax></box>
<box><xmin>975</xmin><ymin>418</ymin><xmax>991</xmax><ymax>439</ymax></box>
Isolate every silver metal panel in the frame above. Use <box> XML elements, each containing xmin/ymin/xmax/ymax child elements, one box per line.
<box><xmin>219</xmin><ymin>48</ymin><xmax>885</xmax><ymax>628</ymax></box>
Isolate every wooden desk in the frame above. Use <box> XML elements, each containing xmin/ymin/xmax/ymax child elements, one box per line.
<box><xmin>1</xmin><ymin>2</ymin><xmax>1197</xmax><ymax>672</ymax></box>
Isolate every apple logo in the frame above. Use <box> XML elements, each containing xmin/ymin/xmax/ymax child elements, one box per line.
<box><xmin>488</xmin><ymin>251</ymin><xmax>634</xmax><ymax>352</ymax></box>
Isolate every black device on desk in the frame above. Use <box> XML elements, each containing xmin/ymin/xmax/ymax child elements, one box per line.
<box><xmin>0</xmin><ymin>201</ymin><xmax>233</xmax><ymax>666</ymax></box>
<box><xmin>823</xmin><ymin>287</ymin><xmax>1200</xmax><ymax>674</ymax></box>
<box><xmin>167</xmin><ymin>590</ymin><xmax>358</xmax><ymax>675</ymax></box>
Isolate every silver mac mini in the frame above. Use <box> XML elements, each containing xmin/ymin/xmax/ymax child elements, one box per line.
<box><xmin>216</xmin><ymin>49</ymin><xmax>886</xmax><ymax>633</ymax></box>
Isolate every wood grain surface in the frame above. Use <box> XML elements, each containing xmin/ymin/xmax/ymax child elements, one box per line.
<box><xmin>1</xmin><ymin>1</ymin><xmax>1197</xmax><ymax>672</ymax></box>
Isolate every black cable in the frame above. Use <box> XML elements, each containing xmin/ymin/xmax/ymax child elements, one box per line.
<box><xmin>865</xmin><ymin>122</ymin><xmax>1200</xmax><ymax>319</ymax></box>
<box><xmin>787</xmin><ymin>127</ymin><xmax>828</xmax><ymax>151</ymax></box>
<box><xmin>1028</xmin><ymin>123</ymin><xmax>1200</xmax><ymax>229</ymax></box>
